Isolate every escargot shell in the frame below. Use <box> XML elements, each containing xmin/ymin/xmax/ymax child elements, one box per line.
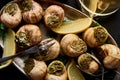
<box><xmin>15</xmin><ymin>24</ymin><xmax>42</xmax><ymax>48</ymax></box>
<box><xmin>44</xmin><ymin>5</ymin><xmax>64</xmax><ymax>28</ymax></box>
<box><xmin>45</xmin><ymin>60</ymin><xmax>67</xmax><ymax>80</ymax></box>
<box><xmin>34</xmin><ymin>38</ymin><xmax>60</xmax><ymax>61</ymax></box>
<box><xmin>83</xmin><ymin>26</ymin><xmax>108</xmax><ymax>48</ymax></box>
<box><xmin>0</xmin><ymin>3</ymin><xmax>22</xmax><ymax>28</ymax></box>
<box><xmin>96</xmin><ymin>44</ymin><xmax>120</xmax><ymax>69</ymax></box>
<box><xmin>61</xmin><ymin>34</ymin><xmax>87</xmax><ymax>57</ymax></box>
<box><xmin>78</xmin><ymin>53</ymin><xmax>99</xmax><ymax>74</ymax></box>
<box><xmin>22</xmin><ymin>0</ymin><xmax>43</xmax><ymax>23</ymax></box>
<box><xmin>24</xmin><ymin>59</ymin><xmax>47</xmax><ymax>80</ymax></box>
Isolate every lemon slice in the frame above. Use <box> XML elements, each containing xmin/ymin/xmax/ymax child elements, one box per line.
<box><xmin>0</xmin><ymin>29</ymin><xmax>16</xmax><ymax>69</ymax></box>
<box><xmin>51</xmin><ymin>18</ymin><xmax>92</xmax><ymax>34</ymax></box>
<box><xmin>88</xmin><ymin>0</ymin><xmax>99</xmax><ymax>12</ymax></box>
<box><xmin>67</xmin><ymin>59</ymin><xmax>85</xmax><ymax>80</ymax></box>
<box><xmin>87</xmin><ymin>0</ymin><xmax>99</xmax><ymax>17</ymax></box>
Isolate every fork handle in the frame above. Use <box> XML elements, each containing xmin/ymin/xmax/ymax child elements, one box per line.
<box><xmin>0</xmin><ymin>45</ymin><xmax>38</xmax><ymax>63</ymax></box>
<box><xmin>0</xmin><ymin>51</ymin><xmax>23</xmax><ymax>63</ymax></box>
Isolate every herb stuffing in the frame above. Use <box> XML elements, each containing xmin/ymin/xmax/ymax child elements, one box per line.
<box><xmin>19</xmin><ymin>0</ymin><xmax>32</xmax><ymax>12</ymax></box>
<box><xmin>94</xmin><ymin>27</ymin><xmax>108</xmax><ymax>43</ymax></box>
<box><xmin>48</xmin><ymin>60</ymin><xmax>65</xmax><ymax>76</ymax></box>
<box><xmin>23</xmin><ymin>59</ymin><xmax>35</xmax><ymax>74</ymax></box>
<box><xmin>3</xmin><ymin>3</ymin><xmax>17</xmax><ymax>16</ymax></box>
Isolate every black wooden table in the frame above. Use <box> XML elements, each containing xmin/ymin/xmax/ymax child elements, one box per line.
<box><xmin>0</xmin><ymin>0</ymin><xmax>120</xmax><ymax>80</ymax></box>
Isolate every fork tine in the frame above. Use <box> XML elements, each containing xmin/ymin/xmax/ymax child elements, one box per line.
<box><xmin>39</xmin><ymin>42</ymin><xmax>55</xmax><ymax>51</ymax></box>
<box><xmin>38</xmin><ymin>38</ymin><xmax>54</xmax><ymax>46</ymax></box>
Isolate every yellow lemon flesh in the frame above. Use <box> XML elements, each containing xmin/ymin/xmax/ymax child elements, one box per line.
<box><xmin>88</xmin><ymin>0</ymin><xmax>99</xmax><ymax>12</ymax></box>
<box><xmin>0</xmin><ymin>29</ymin><xmax>16</xmax><ymax>69</ymax></box>
<box><xmin>51</xmin><ymin>18</ymin><xmax>92</xmax><ymax>34</ymax></box>
<box><xmin>67</xmin><ymin>59</ymin><xmax>85</xmax><ymax>80</ymax></box>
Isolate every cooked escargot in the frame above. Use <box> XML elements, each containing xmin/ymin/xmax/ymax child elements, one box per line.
<box><xmin>60</xmin><ymin>34</ymin><xmax>87</xmax><ymax>57</ymax></box>
<box><xmin>95</xmin><ymin>44</ymin><xmax>120</xmax><ymax>69</ymax></box>
<box><xmin>15</xmin><ymin>24</ymin><xmax>41</xmax><ymax>48</ymax></box>
<box><xmin>44</xmin><ymin>5</ymin><xmax>64</xmax><ymax>28</ymax></box>
<box><xmin>24</xmin><ymin>59</ymin><xmax>47</xmax><ymax>80</ymax></box>
<box><xmin>78</xmin><ymin>53</ymin><xmax>99</xmax><ymax>74</ymax></box>
<box><xmin>97</xmin><ymin>0</ymin><xmax>110</xmax><ymax>12</ymax></box>
<box><xmin>0</xmin><ymin>2</ymin><xmax>22</xmax><ymax>28</ymax></box>
<box><xmin>45</xmin><ymin>60</ymin><xmax>67</xmax><ymax>80</ymax></box>
<box><xmin>83</xmin><ymin>26</ymin><xmax>108</xmax><ymax>48</ymax></box>
<box><xmin>21</xmin><ymin>0</ymin><xmax>43</xmax><ymax>23</ymax></box>
<box><xmin>34</xmin><ymin>38</ymin><xmax>60</xmax><ymax>61</ymax></box>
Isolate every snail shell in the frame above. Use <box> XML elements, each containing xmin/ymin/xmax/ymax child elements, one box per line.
<box><xmin>78</xmin><ymin>53</ymin><xmax>99</xmax><ymax>74</ymax></box>
<box><xmin>97</xmin><ymin>0</ymin><xmax>110</xmax><ymax>11</ymax></box>
<box><xmin>15</xmin><ymin>24</ymin><xmax>42</xmax><ymax>48</ymax></box>
<box><xmin>24</xmin><ymin>59</ymin><xmax>47</xmax><ymax>80</ymax></box>
<box><xmin>83</xmin><ymin>26</ymin><xmax>108</xmax><ymax>48</ymax></box>
<box><xmin>45</xmin><ymin>60</ymin><xmax>67</xmax><ymax>80</ymax></box>
<box><xmin>60</xmin><ymin>34</ymin><xmax>87</xmax><ymax>57</ymax></box>
<box><xmin>0</xmin><ymin>3</ymin><xmax>22</xmax><ymax>28</ymax></box>
<box><xmin>97</xmin><ymin>44</ymin><xmax>120</xmax><ymax>69</ymax></box>
<box><xmin>44</xmin><ymin>5</ymin><xmax>64</xmax><ymax>28</ymax></box>
<box><xmin>34</xmin><ymin>38</ymin><xmax>60</xmax><ymax>61</ymax></box>
<box><xmin>22</xmin><ymin>1</ymin><xmax>43</xmax><ymax>23</ymax></box>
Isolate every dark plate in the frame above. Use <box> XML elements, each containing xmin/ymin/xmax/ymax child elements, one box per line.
<box><xmin>0</xmin><ymin>0</ymin><xmax>120</xmax><ymax>80</ymax></box>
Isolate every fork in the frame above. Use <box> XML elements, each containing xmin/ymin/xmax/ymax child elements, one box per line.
<box><xmin>0</xmin><ymin>38</ymin><xmax>55</xmax><ymax>63</ymax></box>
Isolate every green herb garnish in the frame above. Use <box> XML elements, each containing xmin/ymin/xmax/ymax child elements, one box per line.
<box><xmin>0</xmin><ymin>24</ymin><xmax>7</xmax><ymax>40</ymax></box>
<box><xmin>91</xmin><ymin>22</ymin><xmax>100</xmax><ymax>27</ymax></box>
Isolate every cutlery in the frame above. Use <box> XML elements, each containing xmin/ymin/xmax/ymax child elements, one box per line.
<box><xmin>0</xmin><ymin>38</ymin><xmax>55</xmax><ymax>63</ymax></box>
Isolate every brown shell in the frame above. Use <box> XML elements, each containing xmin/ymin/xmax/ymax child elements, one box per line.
<box><xmin>0</xmin><ymin>3</ymin><xmax>22</xmax><ymax>28</ymax></box>
<box><xmin>83</xmin><ymin>26</ymin><xmax>108</xmax><ymax>48</ymax></box>
<box><xmin>44</xmin><ymin>5</ymin><xmax>64</xmax><ymax>28</ymax></box>
<box><xmin>45</xmin><ymin>72</ymin><xmax>67</xmax><ymax>80</ymax></box>
<box><xmin>34</xmin><ymin>38</ymin><xmax>60</xmax><ymax>61</ymax></box>
<box><xmin>100</xmin><ymin>44</ymin><xmax>120</xmax><ymax>69</ymax></box>
<box><xmin>45</xmin><ymin>60</ymin><xmax>67</xmax><ymax>80</ymax></box>
<box><xmin>29</xmin><ymin>59</ymin><xmax>47</xmax><ymax>80</ymax></box>
<box><xmin>78</xmin><ymin>53</ymin><xmax>99</xmax><ymax>74</ymax></box>
<box><xmin>16</xmin><ymin>24</ymin><xmax>42</xmax><ymax>48</ymax></box>
<box><xmin>22</xmin><ymin>1</ymin><xmax>43</xmax><ymax>23</ymax></box>
<box><xmin>60</xmin><ymin>34</ymin><xmax>87</xmax><ymax>57</ymax></box>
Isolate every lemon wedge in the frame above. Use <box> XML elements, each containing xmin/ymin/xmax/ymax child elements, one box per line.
<box><xmin>67</xmin><ymin>59</ymin><xmax>85</xmax><ymax>80</ymax></box>
<box><xmin>0</xmin><ymin>29</ymin><xmax>16</xmax><ymax>69</ymax></box>
<box><xmin>51</xmin><ymin>18</ymin><xmax>92</xmax><ymax>34</ymax></box>
<box><xmin>88</xmin><ymin>0</ymin><xmax>99</xmax><ymax>13</ymax></box>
